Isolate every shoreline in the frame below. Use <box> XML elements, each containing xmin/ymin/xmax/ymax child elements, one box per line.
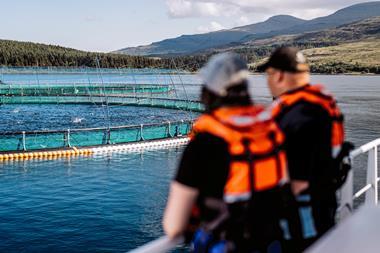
<box><xmin>0</xmin><ymin>68</ymin><xmax>379</xmax><ymax>77</ymax></box>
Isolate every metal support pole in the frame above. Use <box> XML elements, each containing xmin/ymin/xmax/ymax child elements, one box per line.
<box><xmin>107</xmin><ymin>128</ymin><xmax>111</xmax><ymax>145</ymax></box>
<box><xmin>140</xmin><ymin>124</ymin><xmax>145</xmax><ymax>141</ymax></box>
<box><xmin>22</xmin><ymin>131</ymin><xmax>26</xmax><ymax>151</ymax></box>
<box><xmin>177</xmin><ymin>120</ymin><xmax>184</xmax><ymax>137</ymax></box>
<box><xmin>339</xmin><ymin>168</ymin><xmax>354</xmax><ymax>219</ymax></box>
<box><xmin>167</xmin><ymin>122</ymin><xmax>173</xmax><ymax>138</ymax></box>
<box><xmin>64</xmin><ymin>129</ymin><xmax>71</xmax><ymax>147</ymax></box>
<box><xmin>365</xmin><ymin>146</ymin><xmax>378</xmax><ymax>206</ymax></box>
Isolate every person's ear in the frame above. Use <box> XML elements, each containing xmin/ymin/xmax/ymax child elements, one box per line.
<box><xmin>278</xmin><ymin>71</ymin><xmax>285</xmax><ymax>83</ymax></box>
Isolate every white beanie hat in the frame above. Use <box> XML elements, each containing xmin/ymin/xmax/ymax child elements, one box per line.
<box><xmin>199</xmin><ymin>52</ymin><xmax>250</xmax><ymax>97</ymax></box>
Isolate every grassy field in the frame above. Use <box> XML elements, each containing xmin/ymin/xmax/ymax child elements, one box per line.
<box><xmin>251</xmin><ymin>39</ymin><xmax>380</xmax><ymax>74</ymax></box>
<box><xmin>303</xmin><ymin>39</ymin><xmax>380</xmax><ymax>68</ymax></box>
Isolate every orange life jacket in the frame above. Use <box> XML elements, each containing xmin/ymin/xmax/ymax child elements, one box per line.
<box><xmin>271</xmin><ymin>84</ymin><xmax>344</xmax><ymax>158</ymax></box>
<box><xmin>191</xmin><ymin>105</ymin><xmax>288</xmax><ymax>203</ymax></box>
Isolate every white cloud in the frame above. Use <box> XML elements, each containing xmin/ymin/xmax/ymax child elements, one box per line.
<box><xmin>166</xmin><ymin>0</ymin><xmax>240</xmax><ymax>18</ymax></box>
<box><xmin>235</xmin><ymin>16</ymin><xmax>251</xmax><ymax>26</ymax></box>
<box><xmin>197</xmin><ymin>21</ymin><xmax>226</xmax><ymax>33</ymax></box>
<box><xmin>165</xmin><ymin>0</ymin><xmax>368</xmax><ymax>20</ymax></box>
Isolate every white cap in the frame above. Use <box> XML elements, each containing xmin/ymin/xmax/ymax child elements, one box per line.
<box><xmin>199</xmin><ymin>52</ymin><xmax>250</xmax><ymax>97</ymax></box>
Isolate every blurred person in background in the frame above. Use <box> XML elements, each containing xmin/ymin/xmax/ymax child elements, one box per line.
<box><xmin>163</xmin><ymin>52</ymin><xmax>289</xmax><ymax>253</ymax></box>
<box><xmin>259</xmin><ymin>47</ymin><xmax>353</xmax><ymax>252</ymax></box>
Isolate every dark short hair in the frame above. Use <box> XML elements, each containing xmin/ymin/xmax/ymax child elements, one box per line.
<box><xmin>201</xmin><ymin>80</ymin><xmax>252</xmax><ymax>112</ymax></box>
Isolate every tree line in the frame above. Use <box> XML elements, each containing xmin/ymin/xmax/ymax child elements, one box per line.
<box><xmin>0</xmin><ymin>39</ymin><xmax>378</xmax><ymax>74</ymax></box>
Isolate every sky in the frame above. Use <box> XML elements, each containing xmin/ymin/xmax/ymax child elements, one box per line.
<box><xmin>0</xmin><ymin>0</ymin><xmax>372</xmax><ymax>52</ymax></box>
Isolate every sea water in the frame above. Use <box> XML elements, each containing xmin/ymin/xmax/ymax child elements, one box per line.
<box><xmin>0</xmin><ymin>73</ymin><xmax>379</xmax><ymax>252</ymax></box>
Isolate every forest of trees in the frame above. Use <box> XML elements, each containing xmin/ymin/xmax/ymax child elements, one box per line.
<box><xmin>0</xmin><ymin>39</ymin><xmax>378</xmax><ymax>74</ymax></box>
<box><xmin>0</xmin><ymin>39</ymin><xmax>212</xmax><ymax>72</ymax></box>
<box><xmin>0</xmin><ymin>39</ymin><xmax>169</xmax><ymax>68</ymax></box>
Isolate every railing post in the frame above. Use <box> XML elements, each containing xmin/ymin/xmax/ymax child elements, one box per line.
<box><xmin>102</xmin><ymin>128</ymin><xmax>111</xmax><ymax>145</ymax></box>
<box><xmin>140</xmin><ymin>124</ymin><xmax>145</xmax><ymax>141</ymax></box>
<box><xmin>339</xmin><ymin>169</ymin><xmax>354</xmax><ymax>219</ymax></box>
<box><xmin>107</xmin><ymin>128</ymin><xmax>111</xmax><ymax>145</ymax></box>
<box><xmin>167</xmin><ymin>121</ymin><xmax>173</xmax><ymax>138</ymax></box>
<box><xmin>64</xmin><ymin>129</ymin><xmax>71</xmax><ymax>147</ymax></box>
<box><xmin>365</xmin><ymin>146</ymin><xmax>378</xmax><ymax>206</ymax></box>
<box><xmin>22</xmin><ymin>131</ymin><xmax>26</xmax><ymax>151</ymax></box>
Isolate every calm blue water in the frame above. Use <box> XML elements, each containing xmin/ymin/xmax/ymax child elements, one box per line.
<box><xmin>0</xmin><ymin>150</ymin><xmax>179</xmax><ymax>252</ymax></box>
<box><xmin>0</xmin><ymin>105</ymin><xmax>196</xmax><ymax>132</ymax></box>
<box><xmin>0</xmin><ymin>72</ymin><xmax>379</xmax><ymax>252</ymax></box>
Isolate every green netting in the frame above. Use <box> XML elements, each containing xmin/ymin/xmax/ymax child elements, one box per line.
<box><xmin>168</xmin><ymin>122</ymin><xmax>192</xmax><ymax>137</ymax></box>
<box><xmin>0</xmin><ymin>66</ymin><xmax>185</xmax><ymax>75</ymax></box>
<box><xmin>110</xmin><ymin>128</ymin><xmax>142</xmax><ymax>143</ymax></box>
<box><xmin>0</xmin><ymin>134</ymin><xmax>24</xmax><ymax>151</ymax></box>
<box><xmin>0</xmin><ymin>93</ymin><xmax>202</xmax><ymax>152</ymax></box>
<box><xmin>0</xmin><ymin>95</ymin><xmax>204</xmax><ymax>112</ymax></box>
<box><xmin>141</xmin><ymin>125</ymin><xmax>169</xmax><ymax>140</ymax></box>
<box><xmin>70</xmin><ymin>129</ymin><xmax>107</xmax><ymax>147</ymax></box>
<box><xmin>25</xmin><ymin>132</ymin><xmax>66</xmax><ymax>150</ymax></box>
<box><xmin>0</xmin><ymin>120</ymin><xmax>194</xmax><ymax>152</ymax></box>
<box><xmin>0</xmin><ymin>84</ymin><xmax>172</xmax><ymax>97</ymax></box>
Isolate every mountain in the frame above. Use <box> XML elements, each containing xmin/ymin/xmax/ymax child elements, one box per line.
<box><xmin>117</xmin><ymin>1</ymin><xmax>380</xmax><ymax>56</ymax></box>
<box><xmin>268</xmin><ymin>1</ymin><xmax>380</xmax><ymax>36</ymax></box>
<box><xmin>119</xmin><ymin>15</ymin><xmax>305</xmax><ymax>56</ymax></box>
<box><xmin>226</xmin><ymin>16</ymin><xmax>380</xmax><ymax>50</ymax></box>
<box><xmin>230</xmin><ymin>15</ymin><xmax>306</xmax><ymax>34</ymax></box>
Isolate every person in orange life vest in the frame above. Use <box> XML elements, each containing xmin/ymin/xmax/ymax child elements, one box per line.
<box><xmin>258</xmin><ymin>47</ymin><xmax>350</xmax><ymax>252</ymax></box>
<box><xmin>163</xmin><ymin>52</ymin><xmax>289</xmax><ymax>253</ymax></box>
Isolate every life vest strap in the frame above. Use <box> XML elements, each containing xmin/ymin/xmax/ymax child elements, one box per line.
<box><xmin>230</xmin><ymin>144</ymin><xmax>284</xmax><ymax>161</ymax></box>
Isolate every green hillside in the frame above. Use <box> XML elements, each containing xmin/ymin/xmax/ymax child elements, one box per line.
<box><xmin>229</xmin><ymin>17</ymin><xmax>380</xmax><ymax>74</ymax></box>
<box><xmin>304</xmin><ymin>40</ymin><xmax>380</xmax><ymax>74</ymax></box>
<box><xmin>250</xmin><ymin>39</ymin><xmax>380</xmax><ymax>74</ymax></box>
<box><xmin>0</xmin><ymin>39</ymin><xmax>169</xmax><ymax>68</ymax></box>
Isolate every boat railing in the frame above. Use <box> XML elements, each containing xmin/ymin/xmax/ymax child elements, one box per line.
<box><xmin>128</xmin><ymin>138</ymin><xmax>380</xmax><ymax>253</ymax></box>
<box><xmin>339</xmin><ymin>138</ymin><xmax>380</xmax><ymax>218</ymax></box>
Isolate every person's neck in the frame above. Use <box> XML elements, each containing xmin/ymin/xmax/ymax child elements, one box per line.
<box><xmin>283</xmin><ymin>82</ymin><xmax>309</xmax><ymax>94</ymax></box>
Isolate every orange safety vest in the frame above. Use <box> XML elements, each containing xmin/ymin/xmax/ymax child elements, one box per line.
<box><xmin>270</xmin><ymin>84</ymin><xmax>344</xmax><ymax>158</ymax></box>
<box><xmin>191</xmin><ymin>105</ymin><xmax>288</xmax><ymax>203</ymax></box>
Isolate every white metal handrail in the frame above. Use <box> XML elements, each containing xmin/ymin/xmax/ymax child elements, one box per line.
<box><xmin>128</xmin><ymin>236</ymin><xmax>184</xmax><ymax>253</ymax></box>
<box><xmin>130</xmin><ymin>138</ymin><xmax>380</xmax><ymax>253</ymax></box>
<box><xmin>339</xmin><ymin>138</ymin><xmax>380</xmax><ymax>218</ymax></box>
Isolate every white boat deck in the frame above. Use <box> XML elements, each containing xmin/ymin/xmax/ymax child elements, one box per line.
<box><xmin>307</xmin><ymin>206</ymin><xmax>380</xmax><ymax>253</ymax></box>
